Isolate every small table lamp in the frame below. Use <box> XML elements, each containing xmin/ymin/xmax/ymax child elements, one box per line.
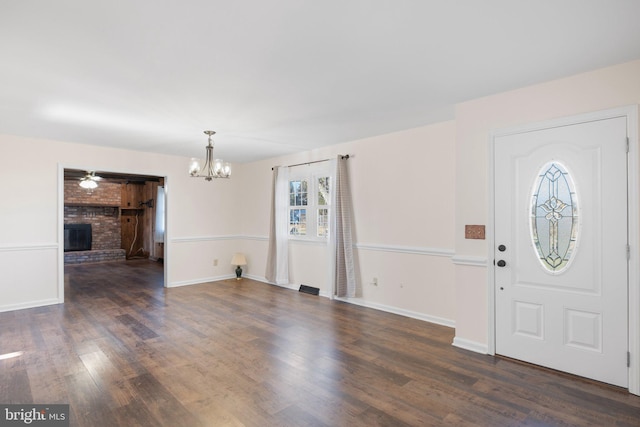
<box><xmin>231</xmin><ymin>253</ymin><xmax>247</xmax><ymax>280</ymax></box>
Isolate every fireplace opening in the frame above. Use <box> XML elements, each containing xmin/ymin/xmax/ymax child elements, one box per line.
<box><xmin>64</xmin><ymin>223</ymin><xmax>92</xmax><ymax>252</ymax></box>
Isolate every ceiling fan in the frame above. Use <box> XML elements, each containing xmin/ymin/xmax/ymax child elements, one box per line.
<box><xmin>79</xmin><ymin>171</ymin><xmax>102</xmax><ymax>189</ymax></box>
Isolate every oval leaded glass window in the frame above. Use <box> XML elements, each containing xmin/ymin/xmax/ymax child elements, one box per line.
<box><xmin>530</xmin><ymin>161</ymin><xmax>579</xmax><ymax>273</ymax></box>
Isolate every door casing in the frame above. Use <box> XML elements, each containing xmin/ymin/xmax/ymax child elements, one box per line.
<box><xmin>488</xmin><ymin>105</ymin><xmax>639</xmax><ymax>395</ymax></box>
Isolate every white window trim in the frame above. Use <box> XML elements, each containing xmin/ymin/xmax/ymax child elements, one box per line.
<box><xmin>288</xmin><ymin>163</ymin><xmax>333</xmax><ymax>242</ymax></box>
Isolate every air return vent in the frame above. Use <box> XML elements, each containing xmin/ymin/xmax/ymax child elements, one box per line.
<box><xmin>299</xmin><ymin>285</ymin><xmax>319</xmax><ymax>295</ymax></box>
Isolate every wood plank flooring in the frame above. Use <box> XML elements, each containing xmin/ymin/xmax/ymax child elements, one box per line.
<box><xmin>1</xmin><ymin>260</ymin><xmax>639</xmax><ymax>426</ymax></box>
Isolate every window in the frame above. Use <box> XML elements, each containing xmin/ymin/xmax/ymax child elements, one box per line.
<box><xmin>288</xmin><ymin>167</ymin><xmax>331</xmax><ymax>240</ymax></box>
<box><xmin>289</xmin><ymin>180</ymin><xmax>308</xmax><ymax>235</ymax></box>
<box><xmin>154</xmin><ymin>186</ymin><xmax>165</xmax><ymax>243</ymax></box>
<box><xmin>317</xmin><ymin>177</ymin><xmax>330</xmax><ymax>237</ymax></box>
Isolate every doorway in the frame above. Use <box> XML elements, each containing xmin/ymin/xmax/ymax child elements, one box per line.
<box><xmin>61</xmin><ymin>168</ymin><xmax>167</xmax><ymax>293</ymax></box>
<box><xmin>489</xmin><ymin>106</ymin><xmax>639</xmax><ymax>393</ymax></box>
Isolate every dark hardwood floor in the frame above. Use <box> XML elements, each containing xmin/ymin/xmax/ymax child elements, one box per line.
<box><xmin>1</xmin><ymin>260</ymin><xmax>639</xmax><ymax>426</ymax></box>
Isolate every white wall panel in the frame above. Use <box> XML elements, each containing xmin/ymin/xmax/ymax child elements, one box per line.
<box><xmin>0</xmin><ymin>246</ymin><xmax>59</xmax><ymax>311</ymax></box>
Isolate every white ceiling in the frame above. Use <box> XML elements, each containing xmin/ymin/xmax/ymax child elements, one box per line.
<box><xmin>1</xmin><ymin>1</ymin><xmax>639</xmax><ymax>163</ymax></box>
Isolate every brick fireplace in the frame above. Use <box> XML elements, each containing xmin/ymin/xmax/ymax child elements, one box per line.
<box><xmin>64</xmin><ymin>180</ymin><xmax>126</xmax><ymax>264</ymax></box>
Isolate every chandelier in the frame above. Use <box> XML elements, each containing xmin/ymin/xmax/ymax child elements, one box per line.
<box><xmin>189</xmin><ymin>130</ymin><xmax>231</xmax><ymax>180</ymax></box>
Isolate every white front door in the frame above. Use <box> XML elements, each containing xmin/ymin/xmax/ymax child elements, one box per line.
<box><xmin>494</xmin><ymin>116</ymin><xmax>629</xmax><ymax>387</ymax></box>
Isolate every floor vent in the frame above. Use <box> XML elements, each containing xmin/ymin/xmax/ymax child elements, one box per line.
<box><xmin>299</xmin><ymin>285</ymin><xmax>320</xmax><ymax>295</ymax></box>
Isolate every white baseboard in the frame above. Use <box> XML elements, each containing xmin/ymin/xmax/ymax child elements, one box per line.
<box><xmin>167</xmin><ymin>274</ymin><xmax>235</xmax><ymax>287</ymax></box>
<box><xmin>0</xmin><ymin>298</ymin><xmax>62</xmax><ymax>313</ymax></box>
<box><xmin>452</xmin><ymin>336</ymin><xmax>489</xmax><ymax>354</ymax></box>
<box><xmin>248</xmin><ymin>277</ymin><xmax>456</xmax><ymax>328</ymax></box>
<box><xmin>243</xmin><ymin>274</ymin><xmax>301</xmax><ymax>291</ymax></box>
<box><xmin>223</xmin><ymin>276</ymin><xmax>458</xmax><ymax>334</ymax></box>
<box><xmin>334</xmin><ymin>296</ymin><xmax>455</xmax><ymax>328</ymax></box>
<box><xmin>243</xmin><ymin>274</ymin><xmax>269</xmax><ymax>283</ymax></box>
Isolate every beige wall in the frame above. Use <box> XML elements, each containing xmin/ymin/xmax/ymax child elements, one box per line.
<box><xmin>237</xmin><ymin>120</ymin><xmax>457</xmax><ymax>325</ymax></box>
<box><xmin>0</xmin><ymin>135</ymin><xmax>242</xmax><ymax>310</ymax></box>
<box><xmin>453</xmin><ymin>59</ymin><xmax>640</xmax><ymax>347</ymax></box>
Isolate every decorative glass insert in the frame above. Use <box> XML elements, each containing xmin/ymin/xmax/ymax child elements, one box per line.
<box><xmin>530</xmin><ymin>161</ymin><xmax>579</xmax><ymax>273</ymax></box>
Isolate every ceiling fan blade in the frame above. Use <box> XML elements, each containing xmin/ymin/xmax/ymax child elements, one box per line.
<box><xmin>85</xmin><ymin>171</ymin><xmax>103</xmax><ymax>181</ymax></box>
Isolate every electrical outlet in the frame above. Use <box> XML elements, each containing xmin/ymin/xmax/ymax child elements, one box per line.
<box><xmin>372</xmin><ymin>277</ymin><xmax>378</xmax><ymax>286</ymax></box>
<box><xmin>213</xmin><ymin>259</ymin><xmax>218</xmax><ymax>266</ymax></box>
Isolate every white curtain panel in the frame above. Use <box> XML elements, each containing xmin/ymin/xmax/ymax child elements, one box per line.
<box><xmin>265</xmin><ymin>166</ymin><xmax>290</xmax><ymax>285</ymax></box>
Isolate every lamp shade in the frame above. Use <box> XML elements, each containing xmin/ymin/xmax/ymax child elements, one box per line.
<box><xmin>231</xmin><ymin>253</ymin><xmax>247</xmax><ymax>266</ymax></box>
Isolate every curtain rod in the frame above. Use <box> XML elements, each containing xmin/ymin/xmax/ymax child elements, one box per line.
<box><xmin>272</xmin><ymin>154</ymin><xmax>350</xmax><ymax>170</ymax></box>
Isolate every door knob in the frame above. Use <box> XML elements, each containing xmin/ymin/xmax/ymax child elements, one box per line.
<box><xmin>497</xmin><ymin>260</ymin><xmax>506</xmax><ymax>267</ymax></box>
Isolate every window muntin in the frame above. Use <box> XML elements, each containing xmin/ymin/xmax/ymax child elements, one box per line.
<box><xmin>289</xmin><ymin>208</ymin><xmax>307</xmax><ymax>236</ymax></box>
<box><xmin>289</xmin><ymin>179</ymin><xmax>308</xmax><ymax>235</ymax></box>
<box><xmin>317</xmin><ymin>177</ymin><xmax>330</xmax><ymax>237</ymax></box>
<box><xmin>318</xmin><ymin>177</ymin><xmax>329</xmax><ymax>205</ymax></box>
<box><xmin>530</xmin><ymin>161</ymin><xmax>579</xmax><ymax>273</ymax></box>
<box><xmin>290</xmin><ymin>180</ymin><xmax>308</xmax><ymax>207</ymax></box>
<box><xmin>317</xmin><ymin>208</ymin><xmax>329</xmax><ymax>238</ymax></box>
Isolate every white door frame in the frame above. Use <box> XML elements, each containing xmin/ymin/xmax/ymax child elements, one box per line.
<box><xmin>487</xmin><ymin>105</ymin><xmax>639</xmax><ymax>395</ymax></box>
<box><xmin>57</xmin><ymin>164</ymin><xmax>170</xmax><ymax>302</ymax></box>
